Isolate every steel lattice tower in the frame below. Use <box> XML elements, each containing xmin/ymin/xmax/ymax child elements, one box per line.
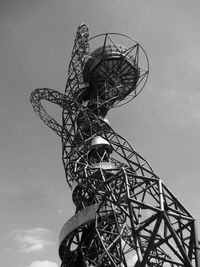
<box><xmin>30</xmin><ymin>24</ymin><xmax>200</xmax><ymax>267</ymax></box>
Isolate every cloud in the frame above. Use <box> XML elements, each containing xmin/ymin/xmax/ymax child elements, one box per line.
<box><xmin>162</xmin><ymin>87</ymin><xmax>200</xmax><ymax>128</ymax></box>
<box><xmin>165</xmin><ymin>47</ymin><xmax>200</xmax><ymax>126</ymax></box>
<box><xmin>57</xmin><ymin>209</ymin><xmax>63</xmax><ymax>214</ymax></box>
<box><xmin>9</xmin><ymin>228</ymin><xmax>54</xmax><ymax>253</ymax></box>
<box><xmin>145</xmin><ymin>83</ymin><xmax>200</xmax><ymax>129</ymax></box>
<box><xmin>165</xmin><ymin>46</ymin><xmax>200</xmax><ymax>91</ymax></box>
<box><xmin>144</xmin><ymin>44</ymin><xmax>200</xmax><ymax>129</ymax></box>
<box><xmin>27</xmin><ymin>260</ymin><xmax>58</xmax><ymax>267</ymax></box>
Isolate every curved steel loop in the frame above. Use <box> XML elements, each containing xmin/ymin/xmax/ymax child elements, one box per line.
<box><xmin>30</xmin><ymin>88</ymin><xmax>73</xmax><ymax>136</ymax></box>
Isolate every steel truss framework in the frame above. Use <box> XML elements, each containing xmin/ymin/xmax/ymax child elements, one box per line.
<box><xmin>30</xmin><ymin>24</ymin><xmax>200</xmax><ymax>266</ymax></box>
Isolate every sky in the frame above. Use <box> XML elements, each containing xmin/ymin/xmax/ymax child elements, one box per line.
<box><xmin>1</xmin><ymin>0</ymin><xmax>200</xmax><ymax>266</ymax></box>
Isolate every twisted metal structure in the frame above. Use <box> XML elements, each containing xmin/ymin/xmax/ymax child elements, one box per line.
<box><xmin>30</xmin><ymin>24</ymin><xmax>200</xmax><ymax>266</ymax></box>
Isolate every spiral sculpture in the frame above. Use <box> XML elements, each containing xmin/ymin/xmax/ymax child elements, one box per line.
<box><xmin>30</xmin><ymin>24</ymin><xmax>200</xmax><ymax>267</ymax></box>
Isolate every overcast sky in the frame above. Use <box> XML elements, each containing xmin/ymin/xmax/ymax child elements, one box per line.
<box><xmin>1</xmin><ymin>1</ymin><xmax>200</xmax><ymax>266</ymax></box>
